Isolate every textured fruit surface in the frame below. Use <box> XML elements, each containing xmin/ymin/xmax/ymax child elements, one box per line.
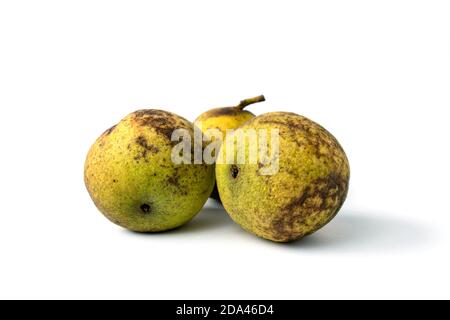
<box><xmin>84</xmin><ymin>110</ymin><xmax>215</xmax><ymax>232</ymax></box>
<box><xmin>194</xmin><ymin>96</ymin><xmax>265</xmax><ymax>201</ymax></box>
<box><xmin>216</xmin><ymin>112</ymin><xmax>350</xmax><ymax>242</ymax></box>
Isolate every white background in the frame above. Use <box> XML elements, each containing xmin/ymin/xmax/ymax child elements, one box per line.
<box><xmin>0</xmin><ymin>1</ymin><xmax>449</xmax><ymax>300</ymax></box>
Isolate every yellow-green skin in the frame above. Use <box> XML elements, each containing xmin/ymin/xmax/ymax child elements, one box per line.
<box><xmin>216</xmin><ymin>112</ymin><xmax>350</xmax><ymax>242</ymax></box>
<box><xmin>194</xmin><ymin>106</ymin><xmax>255</xmax><ymax>200</ymax></box>
<box><xmin>84</xmin><ymin>109</ymin><xmax>215</xmax><ymax>232</ymax></box>
<box><xmin>194</xmin><ymin>106</ymin><xmax>255</xmax><ymax>139</ymax></box>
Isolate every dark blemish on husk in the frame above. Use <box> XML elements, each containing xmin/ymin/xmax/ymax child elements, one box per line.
<box><xmin>136</xmin><ymin>136</ymin><xmax>159</xmax><ymax>153</ymax></box>
<box><xmin>133</xmin><ymin>109</ymin><xmax>172</xmax><ymax>118</ymax></box>
<box><xmin>270</xmin><ymin>172</ymin><xmax>349</xmax><ymax>242</ymax></box>
<box><xmin>208</xmin><ymin>107</ymin><xmax>239</xmax><ymax>117</ymax></box>
<box><xmin>258</xmin><ymin>115</ymin><xmax>346</xmax><ymax>159</ymax></box>
<box><xmin>230</xmin><ymin>165</ymin><xmax>239</xmax><ymax>178</ymax></box>
<box><xmin>134</xmin><ymin>136</ymin><xmax>159</xmax><ymax>162</ymax></box>
<box><xmin>113</xmin><ymin>179</ymin><xmax>118</xmax><ymax>183</ymax></box>
<box><xmin>167</xmin><ymin>168</ymin><xmax>183</xmax><ymax>188</ymax></box>
<box><xmin>167</xmin><ymin>175</ymin><xmax>180</xmax><ymax>188</ymax></box>
<box><xmin>140</xmin><ymin>203</ymin><xmax>151</xmax><ymax>214</ymax></box>
<box><xmin>155</xmin><ymin>126</ymin><xmax>176</xmax><ymax>141</ymax></box>
<box><xmin>133</xmin><ymin>109</ymin><xmax>193</xmax><ymax>145</ymax></box>
<box><xmin>283</xmin><ymin>187</ymin><xmax>310</xmax><ymax>213</ymax></box>
<box><xmin>271</xmin><ymin>220</ymin><xmax>299</xmax><ymax>242</ymax></box>
<box><xmin>166</xmin><ymin>167</ymin><xmax>189</xmax><ymax>195</ymax></box>
<box><xmin>103</xmin><ymin>124</ymin><xmax>117</xmax><ymax>136</ymax></box>
<box><xmin>133</xmin><ymin>110</ymin><xmax>178</xmax><ymax>141</ymax></box>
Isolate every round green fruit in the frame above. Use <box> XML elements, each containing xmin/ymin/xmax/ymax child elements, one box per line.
<box><xmin>84</xmin><ymin>109</ymin><xmax>215</xmax><ymax>232</ymax></box>
<box><xmin>194</xmin><ymin>95</ymin><xmax>265</xmax><ymax>201</ymax></box>
<box><xmin>216</xmin><ymin>112</ymin><xmax>350</xmax><ymax>242</ymax></box>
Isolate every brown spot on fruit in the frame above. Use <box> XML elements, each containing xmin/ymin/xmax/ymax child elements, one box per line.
<box><xmin>284</xmin><ymin>187</ymin><xmax>310</xmax><ymax>213</ymax></box>
<box><xmin>134</xmin><ymin>136</ymin><xmax>159</xmax><ymax>162</ymax></box>
<box><xmin>270</xmin><ymin>172</ymin><xmax>348</xmax><ymax>241</ymax></box>
<box><xmin>133</xmin><ymin>110</ymin><xmax>170</xmax><ymax>118</ymax></box>
<box><xmin>230</xmin><ymin>165</ymin><xmax>239</xmax><ymax>178</ymax></box>
<box><xmin>154</xmin><ymin>126</ymin><xmax>175</xmax><ymax>141</ymax></box>
<box><xmin>103</xmin><ymin>124</ymin><xmax>117</xmax><ymax>136</ymax></box>
<box><xmin>258</xmin><ymin>115</ymin><xmax>345</xmax><ymax>161</ymax></box>
<box><xmin>136</xmin><ymin>136</ymin><xmax>159</xmax><ymax>153</ymax></box>
<box><xmin>207</xmin><ymin>107</ymin><xmax>239</xmax><ymax>117</ymax></box>
<box><xmin>132</xmin><ymin>110</ymin><xmax>193</xmax><ymax>145</ymax></box>
<box><xmin>167</xmin><ymin>175</ymin><xmax>180</xmax><ymax>188</ymax></box>
<box><xmin>140</xmin><ymin>203</ymin><xmax>151</xmax><ymax>214</ymax></box>
<box><xmin>270</xmin><ymin>220</ymin><xmax>300</xmax><ymax>242</ymax></box>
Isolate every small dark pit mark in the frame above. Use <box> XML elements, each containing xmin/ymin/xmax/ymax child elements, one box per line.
<box><xmin>230</xmin><ymin>165</ymin><xmax>239</xmax><ymax>178</ymax></box>
<box><xmin>140</xmin><ymin>203</ymin><xmax>151</xmax><ymax>214</ymax></box>
<box><xmin>112</xmin><ymin>179</ymin><xmax>118</xmax><ymax>183</ymax></box>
